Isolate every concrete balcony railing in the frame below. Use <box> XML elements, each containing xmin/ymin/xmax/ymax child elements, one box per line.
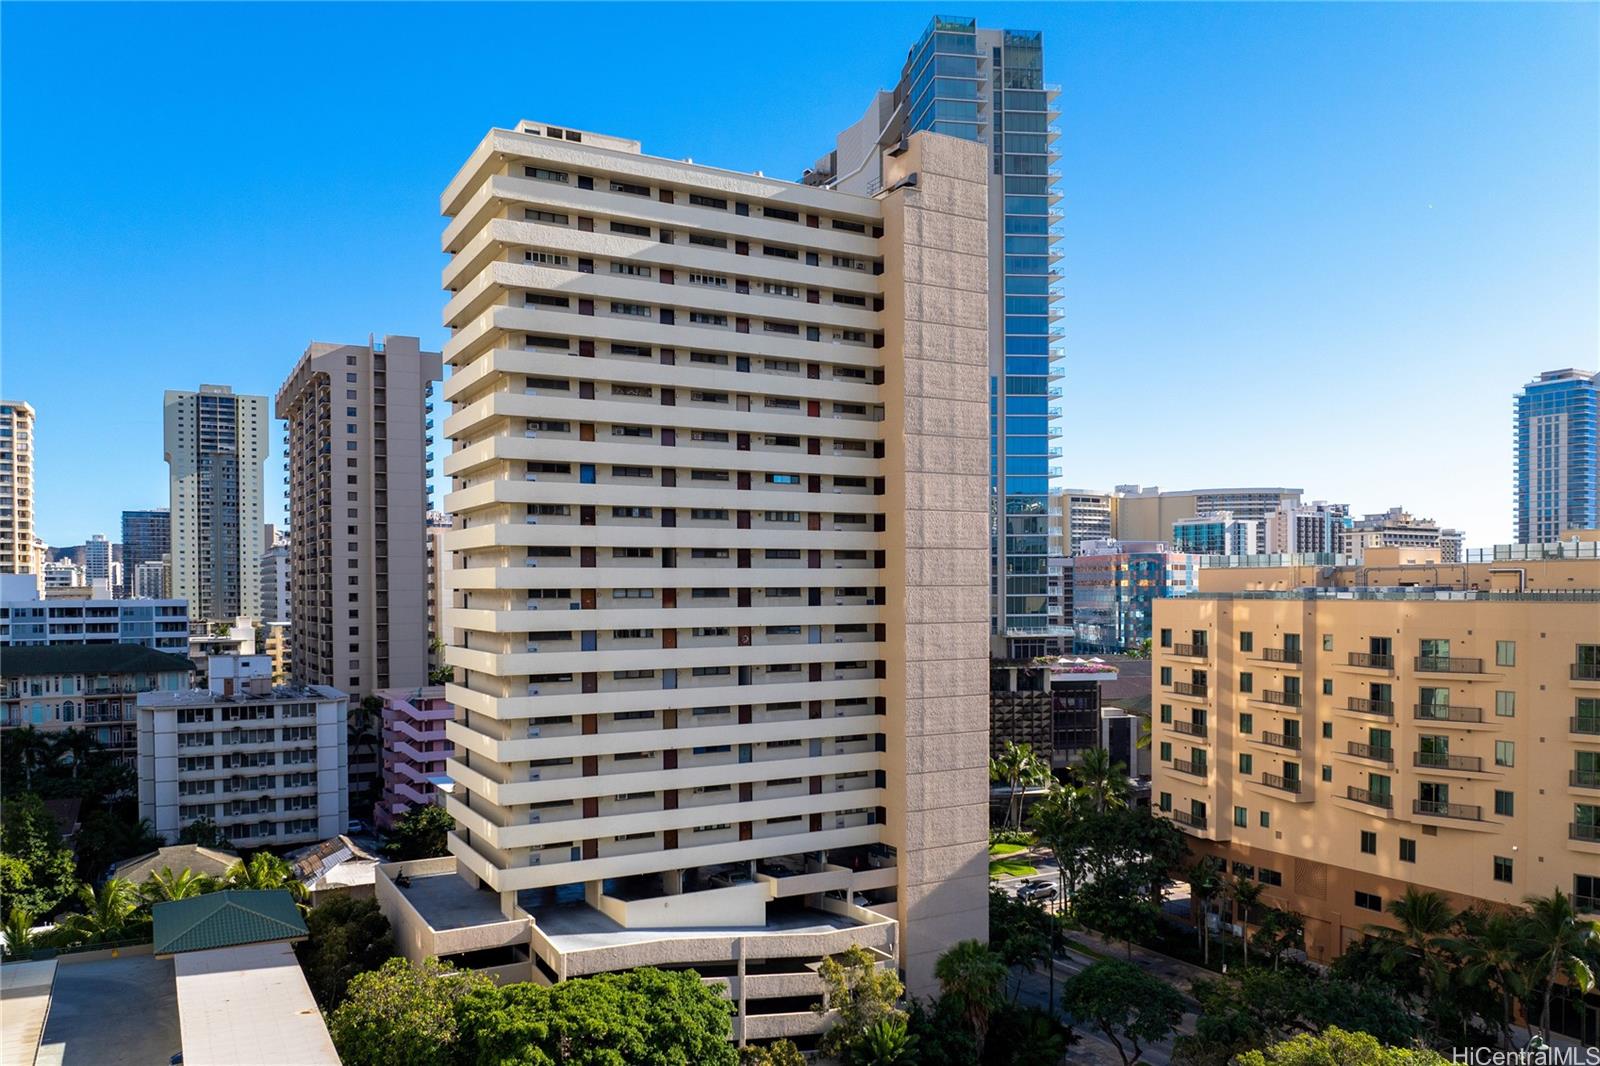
<box><xmin>1347</xmin><ymin>652</ymin><xmax>1395</xmax><ymax>669</ymax></box>
<box><xmin>1415</xmin><ymin>656</ymin><xmax>1483</xmax><ymax>674</ymax></box>
<box><xmin>1415</xmin><ymin>752</ymin><xmax>1483</xmax><ymax>772</ymax></box>
<box><xmin>1413</xmin><ymin>799</ymin><xmax>1482</xmax><ymax>821</ymax></box>
<box><xmin>1169</xmin><ymin>720</ymin><xmax>1206</xmax><ymax>738</ymax></box>
<box><xmin>1346</xmin><ymin>696</ymin><xmax>1395</xmax><ymax>717</ymax></box>
<box><xmin>1414</xmin><ymin>703</ymin><xmax>1483</xmax><ymax>724</ymax></box>
<box><xmin>1346</xmin><ymin>741</ymin><xmax>1394</xmax><ymax>763</ymax></box>
<box><xmin>1346</xmin><ymin>786</ymin><xmax>1392</xmax><ymax>809</ymax></box>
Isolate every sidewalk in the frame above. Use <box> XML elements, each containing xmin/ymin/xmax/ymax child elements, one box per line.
<box><xmin>1062</xmin><ymin>926</ymin><xmax>1216</xmax><ymax>990</ymax></box>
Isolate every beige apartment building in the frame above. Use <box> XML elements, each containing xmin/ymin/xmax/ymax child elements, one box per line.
<box><xmin>375</xmin><ymin>120</ymin><xmax>991</xmax><ymax>1036</ymax></box>
<box><xmin>0</xmin><ymin>401</ymin><xmax>37</xmax><ymax>575</ymax></box>
<box><xmin>1151</xmin><ymin>537</ymin><xmax>1600</xmax><ymax>966</ymax></box>
<box><xmin>275</xmin><ymin>337</ymin><xmax>442</xmax><ymax>698</ymax></box>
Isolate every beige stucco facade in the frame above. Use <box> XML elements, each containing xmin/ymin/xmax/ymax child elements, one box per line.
<box><xmin>0</xmin><ymin>401</ymin><xmax>37</xmax><ymax>576</ymax></box>
<box><xmin>276</xmin><ymin>337</ymin><xmax>441</xmax><ymax>699</ymax></box>
<box><xmin>432</xmin><ymin>120</ymin><xmax>989</xmax><ymax>1003</ymax></box>
<box><xmin>1152</xmin><ymin>540</ymin><xmax>1600</xmax><ymax>962</ymax></box>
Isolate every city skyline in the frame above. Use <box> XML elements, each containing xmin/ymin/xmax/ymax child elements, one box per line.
<box><xmin>4</xmin><ymin>2</ymin><xmax>1596</xmax><ymax>549</ymax></box>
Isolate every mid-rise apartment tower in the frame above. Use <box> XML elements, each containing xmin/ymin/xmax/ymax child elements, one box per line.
<box><xmin>1514</xmin><ymin>368</ymin><xmax>1598</xmax><ymax>544</ymax></box>
<box><xmin>0</xmin><ymin>401</ymin><xmax>37</xmax><ymax>576</ymax></box>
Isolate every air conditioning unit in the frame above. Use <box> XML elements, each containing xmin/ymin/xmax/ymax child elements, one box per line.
<box><xmin>528</xmin><ymin>727</ymin><xmax>541</xmax><ymax>738</ymax></box>
<box><xmin>530</xmin><ymin>771</ymin><xmax>542</xmax><ymax>781</ymax></box>
<box><xmin>530</xmin><ymin>853</ymin><xmax>542</xmax><ymax>865</ymax></box>
<box><xmin>528</xmin><ymin>814</ymin><xmax>541</xmax><ymax>824</ymax></box>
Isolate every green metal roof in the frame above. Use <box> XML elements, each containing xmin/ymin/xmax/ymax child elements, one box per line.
<box><xmin>0</xmin><ymin>643</ymin><xmax>194</xmax><ymax>679</ymax></box>
<box><xmin>152</xmin><ymin>889</ymin><xmax>307</xmax><ymax>956</ymax></box>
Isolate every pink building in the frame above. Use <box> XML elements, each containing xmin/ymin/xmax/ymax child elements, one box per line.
<box><xmin>375</xmin><ymin>685</ymin><xmax>452</xmax><ymax>830</ymax></box>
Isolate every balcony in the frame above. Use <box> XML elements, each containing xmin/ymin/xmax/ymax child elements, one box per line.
<box><xmin>1171</xmin><ymin>809</ymin><xmax>1207</xmax><ymax>831</ymax></box>
<box><xmin>1414</xmin><ymin>704</ymin><xmax>1483</xmax><ymax>724</ymax></box>
<box><xmin>1261</xmin><ymin>689</ymin><xmax>1301</xmax><ymax>708</ymax></box>
<box><xmin>1347</xmin><ymin>652</ymin><xmax>1395</xmax><ymax>669</ymax></box>
<box><xmin>1572</xmin><ymin>663</ymin><xmax>1600</xmax><ymax>682</ymax></box>
<box><xmin>1260</xmin><ymin>773</ymin><xmax>1302</xmax><ymax>795</ymax></box>
<box><xmin>1171</xmin><ymin>642</ymin><xmax>1208</xmax><ymax>658</ymax></box>
<box><xmin>1346</xmin><ymin>696</ymin><xmax>1395</xmax><ymax>718</ymax></box>
<box><xmin>1262</xmin><ymin>647</ymin><xmax>1302</xmax><ymax>664</ymax></box>
<box><xmin>1414</xmin><ymin>752</ymin><xmax>1483</xmax><ymax>773</ymax></box>
<box><xmin>1260</xmin><ymin>731</ymin><xmax>1301</xmax><ymax>751</ymax></box>
<box><xmin>1413</xmin><ymin>800</ymin><xmax>1482</xmax><ymax>822</ymax></box>
<box><xmin>1415</xmin><ymin>656</ymin><xmax>1483</xmax><ymax>674</ymax></box>
<box><xmin>1572</xmin><ymin>823</ymin><xmax>1600</xmax><ymax>843</ymax></box>
<box><xmin>1571</xmin><ymin>770</ymin><xmax>1600</xmax><ymax>790</ymax></box>
<box><xmin>1169</xmin><ymin>720</ymin><xmax>1206</xmax><ymax>738</ymax></box>
<box><xmin>1572</xmin><ymin>717</ymin><xmax>1600</xmax><ymax>736</ymax></box>
<box><xmin>1171</xmin><ymin>758</ymin><xmax>1206</xmax><ymax>778</ymax></box>
<box><xmin>1346</xmin><ymin>786</ymin><xmax>1393</xmax><ymax>809</ymax></box>
<box><xmin>1172</xmin><ymin>681</ymin><xmax>1208</xmax><ymax>698</ymax></box>
<box><xmin>1346</xmin><ymin>741</ymin><xmax>1393</xmax><ymax>763</ymax></box>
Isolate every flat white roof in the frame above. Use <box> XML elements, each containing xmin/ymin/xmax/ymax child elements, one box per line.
<box><xmin>173</xmin><ymin>941</ymin><xmax>339</xmax><ymax>1065</ymax></box>
<box><xmin>1</xmin><ymin>959</ymin><xmax>56</xmax><ymax>1066</ymax></box>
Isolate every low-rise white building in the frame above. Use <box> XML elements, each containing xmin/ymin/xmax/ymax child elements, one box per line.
<box><xmin>137</xmin><ymin>655</ymin><xmax>347</xmax><ymax>847</ymax></box>
<box><xmin>1</xmin><ymin>573</ymin><xmax>188</xmax><ymax>651</ymax></box>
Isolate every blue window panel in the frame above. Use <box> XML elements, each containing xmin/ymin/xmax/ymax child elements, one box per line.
<box><xmin>662</xmin><ymin>669</ymin><xmax>677</xmax><ymax>689</ymax></box>
<box><xmin>1004</xmin><ymin>236</ymin><xmax>1049</xmax><ymax>255</ymax></box>
<box><xmin>932</xmin><ymin>78</ymin><xmax>980</xmax><ymax>100</ymax></box>
<box><xmin>1005</xmin><ymin>276</ymin><xmax>1050</xmax><ymax>295</ymax></box>
<box><xmin>1004</xmin><ymin>436</ymin><xmax>1049</xmax><ymax>454</ymax></box>
<box><xmin>1005</xmin><ymin>456</ymin><xmax>1049</xmax><ymax>475</ymax></box>
<box><xmin>1006</xmin><ymin>476</ymin><xmax>1050</xmax><ymax>494</ymax></box>
<box><xmin>1004</xmin><ymin>296</ymin><xmax>1049</xmax><ymax>315</ymax></box>
<box><xmin>581</xmin><ymin>631</ymin><xmax>597</xmax><ymax>651</ymax></box>
<box><xmin>929</xmin><ymin>121</ymin><xmax>982</xmax><ymax>139</ymax></box>
<box><xmin>579</xmin><ymin>464</ymin><xmax>595</xmax><ymax>484</ymax></box>
<box><xmin>1005</xmin><ymin>336</ymin><xmax>1050</xmax><ymax>355</ymax></box>
<box><xmin>1004</xmin><ymin>377</ymin><xmax>1047</xmax><ymax>395</ymax></box>
<box><xmin>1007</xmin><ymin>396</ymin><xmax>1049</xmax><ymax>415</ymax></box>
<box><xmin>1006</xmin><ymin>317</ymin><xmax>1048</xmax><ymax>334</ymax></box>
<box><xmin>1005</xmin><ymin>418</ymin><xmax>1051</xmax><ymax>437</ymax></box>
<box><xmin>1004</xmin><ymin>196</ymin><xmax>1049</xmax><ymax>216</ymax></box>
<box><xmin>1004</xmin><ymin>215</ymin><xmax>1049</xmax><ymax>236</ymax></box>
<box><xmin>1004</xmin><ymin>356</ymin><xmax>1051</xmax><ymax>375</ymax></box>
<box><xmin>1004</xmin><ymin>256</ymin><xmax>1049</xmax><ymax>274</ymax></box>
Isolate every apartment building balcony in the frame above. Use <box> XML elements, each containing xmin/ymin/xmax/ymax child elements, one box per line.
<box><xmin>1572</xmin><ymin>717</ymin><xmax>1600</xmax><ymax>737</ymax></box>
<box><xmin>1570</xmin><ymin>770</ymin><xmax>1600</xmax><ymax>790</ymax></box>
<box><xmin>1345</xmin><ymin>741</ymin><xmax>1394</xmax><ymax>764</ymax></box>
<box><xmin>1170</xmin><ymin>758</ymin><xmax>1206</xmax><ymax>778</ymax></box>
<box><xmin>1345</xmin><ymin>696</ymin><xmax>1395</xmax><ymax>717</ymax></box>
<box><xmin>1170</xmin><ymin>642</ymin><xmax>1208</xmax><ymax>659</ymax></box>
<box><xmin>1413</xmin><ymin>703</ymin><xmax>1484</xmax><ymax>725</ymax></box>
<box><xmin>1171</xmin><ymin>681</ymin><xmax>1207</xmax><ymax>698</ymax></box>
<box><xmin>1345</xmin><ymin>786</ymin><xmax>1393</xmax><ymax>810</ymax></box>
<box><xmin>1414</xmin><ymin>656</ymin><xmax>1484</xmax><ymax>675</ymax></box>
<box><xmin>1414</xmin><ymin>752</ymin><xmax>1484</xmax><ymax>773</ymax></box>
<box><xmin>1413</xmin><ymin>799</ymin><xmax>1482</xmax><ymax>822</ymax></box>
<box><xmin>1260</xmin><ymin>689</ymin><xmax>1301</xmax><ymax>708</ymax></box>
<box><xmin>1261</xmin><ymin>647</ymin><xmax>1302</xmax><ymax>664</ymax></box>
<box><xmin>1572</xmin><ymin>663</ymin><xmax>1600</xmax><ymax>683</ymax></box>
<box><xmin>1170</xmin><ymin>809</ymin><xmax>1207</xmax><ymax>831</ymax></box>
<box><xmin>1259</xmin><ymin>772</ymin><xmax>1302</xmax><ymax>795</ymax></box>
<box><xmin>1346</xmin><ymin>652</ymin><xmax>1395</xmax><ymax>671</ymax></box>
<box><xmin>1571</xmin><ymin>823</ymin><xmax>1600</xmax><ymax>843</ymax></box>
<box><xmin>1168</xmin><ymin>720</ymin><xmax>1206</xmax><ymax>738</ymax></box>
<box><xmin>1260</xmin><ymin>731</ymin><xmax>1301</xmax><ymax>751</ymax></box>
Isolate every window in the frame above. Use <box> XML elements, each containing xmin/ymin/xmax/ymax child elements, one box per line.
<box><xmin>1239</xmin><ymin>672</ymin><xmax>1253</xmax><ymax>694</ymax></box>
<box><xmin>1158</xmin><ymin>741</ymin><xmax>1172</xmax><ymax>762</ymax></box>
<box><xmin>525</xmin><ymin>166</ymin><xmax>567</xmax><ymax>183</ymax></box>
<box><xmin>1234</xmin><ymin>806</ymin><xmax>1248</xmax><ymax>828</ymax></box>
<box><xmin>525</xmin><ymin>251</ymin><xmax>568</xmax><ymax>267</ymax></box>
<box><xmin>689</xmin><ymin>193</ymin><xmax>727</xmax><ymax>209</ymax></box>
<box><xmin>688</xmin><ymin>233</ymin><xmax>727</xmax><ymax>248</ymax></box>
<box><xmin>762</xmin><ymin>244</ymin><xmax>799</xmax><ymax>260</ymax></box>
<box><xmin>1257</xmin><ymin>868</ymin><xmax>1283</xmax><ymax>887</ymax></box>
<box><xmin>1240</xmin><ymin>632</ymin><xmax>1254</xmax><ymax>652</ymax></box>
<box><xmin>1159</xmin><ymin>704</ymin><xmax>1172</xmax><ymax>724</ymax></box>
<box><xmin>1238</xmin><ymin>753</ymin><xmax>1253</xmax><ymax>774</ymax></box>
<box><xmin>689</xmin><ymin>312</ymin><xmax>727</xmax><ymax>326</ymax></box>
<box><xmin>1321</xmin><ymin>765</ymin><xmax>1333</xmax><ymax>782</ymax></box>
<box><xmin>1493</xmin><ymin>856</ymin><xmax>1514</xmax><ymax>883</ymax></box>
<box><xmin>1495</xmin><ymin>641</ymin><xmax>1515</xmax><ymax>667</ymax></box>
<box><xmin>1360</xmin><ymin>831</ymin><xmax>1377</xmax><ymax>855</ymax></box>
<box><xmin>766</xmin><ymin>473</ymin><xmax>800</xmax><ymax>485</ymax></box>
<box><xmin>1259</xmin><ymin>811</ymin><xmax>1271</xmax><ymax>828</ymax></box>
<box><xmin>610</xmin><ymin>302</ymin><xmax>650</xmax><ymax>317</ymax></box>
<box><xmin>1322</xmin><ymin>679</ymin><xmax>1334</xmax><ymax>696</ymax></box>
<box><xmin>609</xmin><ymin>180</ymin><xmax>649</xmax><ymax>196</ymax></box>
<box><xmin>763</xmin><ymin>206</ymin><xmax>799</xmax><ymax>222</ymax></box>
<box><xmin>524</xmin><ymin>209</ymin><xmax>568</xmax><ymax>224</ymax></box>
<box><xmin>1159</xmin><ymin>666</ymin><xmax>1172</xmax><ymax>685</ymax></box>
<box><xmin>1495</xmin><ymin>740</ymin><xmax>1514</xmax><ymax>767</ymax></box>
<box><xmin>1399</xmin><ymin>838</ymin><xmax>1416</xmax><ymax>863</ymax></box>
<box><xmin>1494</xmin><ymin>790</ymin><xmax>1515</xmax><ymax>817</ymax></box>
<box><xmin>1159</xmin><ymin>628</ymin><xmax>1172</xmax><ymax>648</ymax></box>
<box><xmin>1321</xmin><ymin>722</ymin><xmax>1333</xmax><ymax>739</ymax></box>
<box><xmin>1322</xmin><ymin>634</ymin><xmax>1334</xmax><ymax>652</ymax></box>
<box><xmin>609</xmin><ymin>221</ymin><xmax>650</xmax><ymax>237</ymax></box>
<box><xmin>610</xmin><ymin>262</ymin><xmax>651</xmax><ymax>277</ymax></box>
<box><xmin>1355</xmin><ymin>891</ymin><xmax>1383</xmax><ymax>912</ymax></box>
<box><xmin>1158</xmin><ymin>793</ymin><xmax>1172</xmax><ymax>812</ymax></box>
<box><xmin>1239</xmin><ymin>712</ymin><xmax>1254</xmax><ymax>735</ymax></box>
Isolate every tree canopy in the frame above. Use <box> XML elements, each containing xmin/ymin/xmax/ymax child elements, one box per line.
<box><xmin>383</xmin><ymin>804</ymin><xmax>455</xmax><ymax>861</ymax></box>
<box><xmin>296</xmin><ymin>895</ymin><xmax>396</xmax><ymax>1009</ymax></box>
<box><xmin>1234</xmin><ymin>1026</ymin><xmax>1450</xmax><ymax>1066</ymax></box>
<box><xmin>1062</xmin><ymin>959</ymin><xmax>1185</xmax><ymax>1066</ymax></box>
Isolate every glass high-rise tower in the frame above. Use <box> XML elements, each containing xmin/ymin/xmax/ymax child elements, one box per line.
<box><xmin>806</xmin><ymin>15</ymin><xmax>1064</xmax><ymax>657</ymax></box>
<box><xmin>1514</xmin><ymin>369</ymin><xmax>1598</xmax><ymax>544</ymax></box>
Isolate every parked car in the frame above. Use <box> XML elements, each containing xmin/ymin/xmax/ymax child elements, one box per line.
<box><xmin>1017</xmin><ymin>879</ymin><xmax>1058</xmax><ymax>903</ymax></box>
<box><xmin>347</xmin><ymin>819</ymin><xmax>369</xmax><ymax>835</ymax></box>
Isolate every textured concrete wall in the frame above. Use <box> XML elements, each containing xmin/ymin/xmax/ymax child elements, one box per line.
<box><xmin>879</xmin><ymin>132</ymin><xmax>993</xmax><ymax>997</ymax></box>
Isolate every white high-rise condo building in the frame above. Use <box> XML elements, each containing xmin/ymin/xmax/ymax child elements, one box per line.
<box><xmin>83</xmin><ymin>534</ymin><xmax>113</xmax><ymax>585</ymax></box>
<box><xmin>0</xmin><ymin>401</ymin><xmax>37</xmax><ymax>576</ymax></box>
<box><xmin>276</xmin><ymin>337</ymin><xmax>441</xmax><ymax>698</ymax></box>
<box><xmin>164</xmin><ymin>385</ymin><xmax>268</xmax><ymax>622</ymax></box>
<box><xmin>381</xmin><ymin>120</ymin><xmax>990</xmax><ymax>1020</ymax></box>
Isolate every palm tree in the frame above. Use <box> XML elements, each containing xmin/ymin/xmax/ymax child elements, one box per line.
<box><xmin>6</xmin><ymin>725</ymin><xmax>54</xmax><ymax>790</ymax></box>
<box><xmin>1229</xmin><ymin>875</ymin><xmax>1264</xmax><ymax>966</ymax></box>
<box><xmin>1445</xmin><ymin>908</ymin><xmax>1529</xmax><ymax>1048</ymax></box>
<box><xmin>934</xmin><ymin>939</ymin><xmax>1007</xmax><ymax>1058</ymax></box>
<box><xmin>1187</xmin><ymin>856</ymin><xmax>1223</xmax><ymax>966</ymax></box>
<box><xmin>140</xmin><ymin>866</ymin><xmax>218</xmax><ymax>904</ymax></box>
<box><xmin>1369</xmin><ymin>887</ymin><xmax>1456</xmax><ymax>990</ymax></box>
<box><xmin>1029</xmin><ymin>781</ymin><xmax>1087</xmax><ymax>909</ymax></box>
<box><xmin>1518</xmin><ymin>888</ymin><xmax>1599</xmax><ymax>1043</ymax></box>
<box><xmin>225</xmin><ymin>853</ymin><xmax>307</xmax><ymax>903</ymax></box>
<box><xmin>858</xmin><ymin>1015</ymin><xmax>917</xmax><ymax>1065</ymax></box>
<box><xmin>57</xmin><ymin>879</ymin><xmax>139</xmax><ymax>945</ymax></box>
<box><xmin>50</xmin><ymin>730</ymin><xmax>96</xmax><ymax>781</ymax></box>
<box><xmin>1072</xmin><ymin>747</ymin><xmax>1130</xmax><ymax>814</ymax></box>
<box><xmin>990</xmin><ymin>741</ymin><xmax>1050</xmax><ymax>831</ymax></box>
<box><xmin>3</xmin><ymin>908</ymin><xmax>38</xmax><ymax>958</ymax></box>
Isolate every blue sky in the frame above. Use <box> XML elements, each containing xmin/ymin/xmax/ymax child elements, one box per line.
<box><xmin>3</xmin><ymin>2</ymin><xmax>1595</xmax><ymax>549</ymax></box>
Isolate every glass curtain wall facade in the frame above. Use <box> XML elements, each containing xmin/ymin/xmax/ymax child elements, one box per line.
<box><xmin>1514</xmin><ymin>369</ymin><xmax>1598</xmax><ymax>544</ymax></box>
<box><xmin>897</xmin><ymin>18</ymin><xmax>1064</xmax><ymax>655</ymax></box>
<box><xmin>120</xmin><ymin>509</ymin><xmax>170</xmax><ymax>599</ymax></box>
